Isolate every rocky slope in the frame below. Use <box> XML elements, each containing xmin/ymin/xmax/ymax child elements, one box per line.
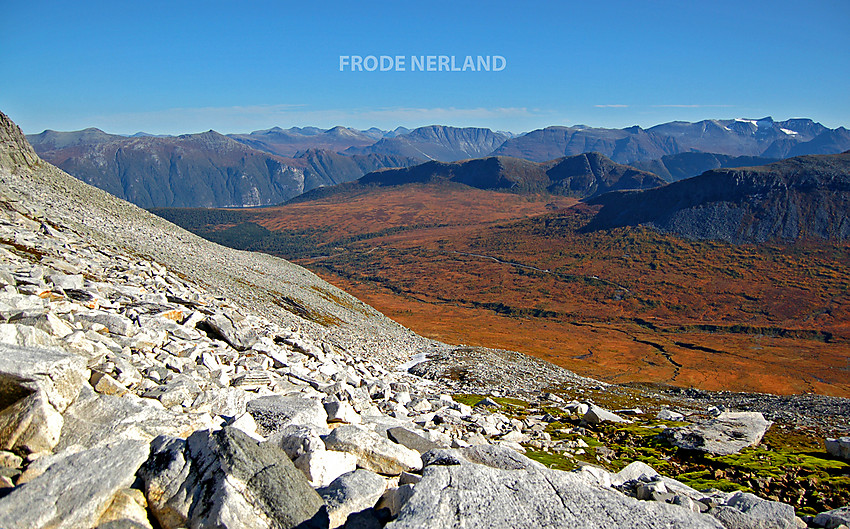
<box><xmin>584</xmin><ymin>152</ymin><xmax>850</xmax><ymax>243</ymax></box>
<box><xmin>350</xmin><ymin>152</ymin><xmax>665</xmax><ymax>199</ymax></box>
<box><xmin>0</xmin><ymin>110</ymin><xmax>848</xmax><ymax>528</ymax></box>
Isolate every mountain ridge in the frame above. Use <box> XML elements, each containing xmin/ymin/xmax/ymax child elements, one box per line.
<box><xmin>355</xmin><ymin>152</ymin><xmax>665</xmax><ymax>198</ymax></box>
<box><xmin>584</xmin><ymin>151</ymin><xmax>850</xmax><ymax>243</ymax></box>
<box><xmin>346</xmin><ymin>125</ymin><xmax>510</xmax><ymax>161</ymax></box>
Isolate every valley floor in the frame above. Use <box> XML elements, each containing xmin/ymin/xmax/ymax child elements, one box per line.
<box><xmin>154</xmin><ymin>183</ymin><xmax>850</xmax><ymax>398</ymax></box>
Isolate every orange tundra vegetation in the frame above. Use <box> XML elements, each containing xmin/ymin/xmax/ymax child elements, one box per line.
<box><xmin>181</xmin><ymin>183</ymin><xmax>850</xmax><ymax>397</ymax></box>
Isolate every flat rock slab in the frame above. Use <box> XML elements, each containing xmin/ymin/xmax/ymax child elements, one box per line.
<box><xmin>459</xmin><ymin>444</ymin><xmax>545</xmax><ymax>471</ymax></box>
<box><xmin>140</xmin><ymin>427</ymin><xmax>327</xmax><ymax>529</ymax></box>
<box><xmin>584</xmin><ymin>403</ymin><xmax>630</xmax><ymax>424</ymax></box>
<box><xmin>664</xmin><ymin>412</ymin><xmax>772</xmax><ymax>455</ymax></box>
<box><xmin>0</xmin><ymin>439</ymin><xmax>150</xmax><ymax>529</ymax></box>
<box><xmin>0</xmin><ymin>342</ymin><xmax>88</xmax><ymax>413</ymax></box>
<box><xmin>825</xmin><ymin>437</ymin><xmax>850</xmax><ymax>460</ymax></box>
<box><xmin>386</xmin><ymin>457</ymin><xmax>725</xmax><ymax>529</ymax></box>
<box><xmin>247</xmin><ymin>395</ymin><xmax>329</xmax><ymax>436</ymax></box>
<box><xmin>203</xmin><ymin>313</ymin><xmax>258</xmax><ymax>351</ymax></box>
<box><xmin>56</xmin><ymin>385</ymin><xmax>212</xmax><ymax>451</ymax></box>
<box><xmin>387</xmin><ymin>427</ymin><xmax>441</xmax><ymax>454</ymax></box>
<box><xmin>324</xmin><ymin>424</ymin><xmax>422</xmax><ymax>475</ymax></box>
<box><xmin>710</xmin><ymin>491</ymin><xmax>797</xmax><ymax>529</ymax></box>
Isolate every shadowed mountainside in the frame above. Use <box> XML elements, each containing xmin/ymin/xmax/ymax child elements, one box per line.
<box><xmin>585</xmin><ymin>152</ymin><xmax>850</xmax><ymax>243</ymax></box>
<box><xmin>490</xmin><ymin>125</ymin><xmax>682</xmax><ymax>164</ymax></box>
<box><xmin>328</xmin><ymin>152</ymin><xmax>665</xmax><ymax>200</ymax></box>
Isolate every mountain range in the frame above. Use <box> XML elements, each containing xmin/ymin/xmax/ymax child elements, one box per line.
<box><xmin>26</xmin><ymin>118</ymin><xmax>850</xmax><ymax>208</ymax></box>
<box><xmin>27</xmin><ymin>129</ymin><xmax>420</xmax><ymax>208</ymax></box>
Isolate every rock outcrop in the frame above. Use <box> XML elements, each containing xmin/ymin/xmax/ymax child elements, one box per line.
<box><xmin>387</xmin><ymin>447</ymin><xmax>725</xmax><ymax>529</ymax></box>
<box><xmin>140</xmin><ymin>427</ymin><xmax>327</xmax><ymax>529</ymax></box>
<box><xmin>663</xmin><ymin>411</ymin><xmax>772</xmax><ymax>455</ymax></box>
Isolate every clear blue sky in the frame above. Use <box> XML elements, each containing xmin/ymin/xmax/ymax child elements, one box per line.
<box><xmin>2</xmin><ymin>0</ymin><xmax>848</xmax><ymax>135</ymax></box>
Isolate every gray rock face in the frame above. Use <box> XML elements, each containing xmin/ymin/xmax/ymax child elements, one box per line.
<box><xmin>386</xmin><ymin>427</ymin><xmax>441</xmax><ymax>454</ymax></box>
<box><xmin>55</xmin><ymin>385</ymin><xmax>212</xmax><ymax>451</ymax></box>
<box><xmin>294</xmin><ymin>450</ymin><xmax>357</xmax><ymax>488</ymax></box>
<box><xmin>720</xmin><ymin>492</ymin><xmax>796</xmax><ymax>529</ymax></box>
<box><xmin>459</xmin><ymin>444</ymin><xmax>545</xmax><ymax>471</ymax></box>
<box><xmin>386</xmin><ymin>456</ymin><xmax>724</xmax><ymax>529</ymax></box>
<box><xmin>140</xmin><ymin>427</ymin><xmax>328</xmax><ymax>529</ymax></box>
<box><xmin>323</xmin><ymin>424</ymin><xmax>422</xmax><ymax>475</ymax></box>
<box><xmin>0</xmin><ymin>439</ymin><xmax>150</xmax><ymax>529</ymax></box>
<box><xmin>247</xmin><ymin>395</ymin><xmax>329</xmax><ymax>436</ymax></box>
<box><xmin>318</xmin><ymin>469</ymin><xmax>387</xmax><ymax>528</ymax></box>
<box><xmin>658</xmin><ymin>408</ymin><xmax>685</xmax><ymax>421</ymax></box>
<box><xmin>709</xmin><ymin>492</ymin><xmax>797</xmax><ymax>529</ymax></box>
<box><xmin>0</xmin><ymin>343</ymin><xmax>88</xmax><ymax>453</ymax></box>
<box><xmin>203</xmin><ymin>312</ymin><xmax>258</xmax><ymax>351</ymax></box>
<box><xmin>825</xmin><ymin>437</ymin><xmax>850</xmax><ymax>460</ymax></box>
<box><xmin>815</xmin><ymin>506</ymin><xmax>850</xmax><ymax>529</ymax></box>
<box><xmin>268</xmin><ymin>424</ymin><xmax>326</xmax><ymax>460</ymax></box>
<box><xmin>75</xmin><ymin>311</ymin><xmax>137</xmax><ymax>337</ymax></box>
<box><xmin>0</xmin><ymin>322</ymin><xmax>61</xmax><ymax>348</ymax></box>
<box><xmin>664</xmin><ymin>412</ymin><xmax>772</xmax><ymax>455</ymax></box>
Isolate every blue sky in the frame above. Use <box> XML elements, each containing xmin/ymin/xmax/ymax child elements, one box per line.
<box><xmin>2</xmin><ymin>0</ymin><xmax>848</xmax><ymax>135</ymax></box>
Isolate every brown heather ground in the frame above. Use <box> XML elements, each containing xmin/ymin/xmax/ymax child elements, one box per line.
<box><xmin>191</xmin><ymin>183</ymin><xmax>850</xmax><ymax>397</ymax></box>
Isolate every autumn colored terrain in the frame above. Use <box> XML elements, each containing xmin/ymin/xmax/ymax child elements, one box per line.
<box><xmin>155</xmin><ymin>183</ymin><xmax>850</xmax><ymax>397</ymax></box>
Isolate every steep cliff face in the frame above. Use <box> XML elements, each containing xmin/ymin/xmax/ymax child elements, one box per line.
<box><xmin>585</xmin><ymin>152</ymin><xmax>850</xmax><ymax>243</ymax></box>
<box><xmin>0</xmin><ymin>112</ymin><xmax>39</xmax><ymax>173</ymax></box>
